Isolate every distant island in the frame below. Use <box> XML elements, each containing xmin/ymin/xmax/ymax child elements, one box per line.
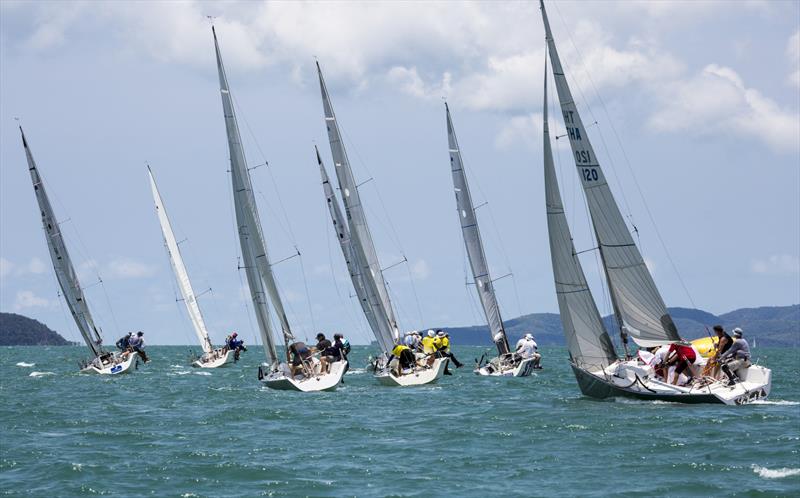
<box><xmin>436</xmin><ymin>305</ymin><xmax>799</xmax><ymax>348</ymax></box>
<box><xmin>0</xmin><ymin>312</ymin><xmax>72</xmax><ymax>346</ymax></box>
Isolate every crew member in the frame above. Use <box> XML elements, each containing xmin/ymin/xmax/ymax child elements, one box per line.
<box><xmin>313</xmin><ymin>333</ymin><xmax>333</xmax><ymax>372</ymax></box>
<box><xmin>387</xmin><ymin>340</ymin><xmax>416</xmax><ymax>375</ymax></box>
<box><xmin>666</xmin><ymin>341</ymin><xmax>697</xmax><ymax>385</ymax></box>
<box><xmin>706</xmin><ymin>325</ymin><xmax>733</xmax><ymax>378</ymax></box>
<box><xmin>720</xmin><ymin>328</ymin><xmax>751</xmax><ymax>386</ymax></box>
<box><xmin>128</xmin><ymin>331</ymin><xmax>149</xmax><ymax>363</ymax></box>
<box><xmin>515</xmin><ymin>333</ymin><xmax>542</xmax><ymax>369</ymax></box>
<box><xmin>115</xmin><ymin>332</ymin><xmax>132</xmax><ymax>351</ymax></box>
<box><xmin>226</xmin><ymin>332</ymin><xmax>246</xmax><ymax>360</ymax></box>
<box><xmin>288</xmin><ymin>341</ymin><xmax>312</xmax><ymax>377</ymax></box>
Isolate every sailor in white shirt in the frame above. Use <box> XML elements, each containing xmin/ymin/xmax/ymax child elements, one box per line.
<box><xmin>515</xmin><ymin>333</ymin><xmax>542</xmax><ymax>368</ymax></box>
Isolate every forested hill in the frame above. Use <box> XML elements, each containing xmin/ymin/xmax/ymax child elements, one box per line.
<box><xmin>436</xmin><ymin>305</ymin><xmax>799</xmax><ymax>348</ymax></box>
<box><xmin>0</xmin><ymin>313</ymin><xmax>72</xmax><ymax>346</ymax></box>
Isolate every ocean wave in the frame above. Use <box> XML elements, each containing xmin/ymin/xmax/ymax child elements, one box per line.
<box><xmin>194</xmin><ymin>372</ymin><xmax>212</xmax><ymax>376</ymax></box>
<box><xmin>752</xmin><ymin>465</ymin><xmax>800</xmax><ymax>479</ymax></box>
<box><xmin>29</xmin><ymin>371</ymin><xmax>55</xmax><ymax>378</ymax></box>
<box><xmin>16</xmin><ymin>362</ymin><xmax>35</xmax><ymax>367</ymax></box>
<box><xmin>750</xmin><ymin>399</ymin><xmax>800</xmax><ymax>406</ymax></box>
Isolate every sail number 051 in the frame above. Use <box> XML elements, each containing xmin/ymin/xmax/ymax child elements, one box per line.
<box><xmin>582</xmin><ymin>168</ymin><xmax>599</xmax><ymax>182</ymax></box>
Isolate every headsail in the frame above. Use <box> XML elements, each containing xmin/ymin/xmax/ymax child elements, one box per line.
<box><xmin>445</xmin><ymin>104</ymin><xmax>509</xmax><ymax>354</ymax></box>
<box><xmin>147</xmin><ymin>167</ymin><xmax>214</xmax><ymax>354</ymax></box>
<box><xmin>21</xmin><ymin>127</ymin><xmax>103</xmax><ymax>358</ymax></box>
<box><xmin>213</xmin><ymin>27</ymin><xmax>293</xmax><ymax>363</ymax></box>
<box><xmin>316</xmin><ymin>62</ymin><xmax>399</xmax><ymax>352</ymax></box>
<box><xmin>542</xmin><ymin>62</ymin><xmax>618</xmax><ymax>368</ymax></box>
<box><xmin>541</xmin><ymin>1</ymin><xmax>680</xmax><ymax>347</ymax></box>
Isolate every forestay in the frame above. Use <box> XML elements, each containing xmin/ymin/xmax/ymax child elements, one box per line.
<box><xmin>21</xmin><ymin>127</ymin><xmax>103</xmax><ymax>358</ymax></box>
<box><xmin>542</xmin><ymin>64</ymin><xmax>618</xmax><ymax>369</ymax></box>
<box><xmin>147</xmin><ymin>167</ymin><xmax>213</xmax><ymax>354</ymax></box>
<box><xmin>316</xmin><ymin>62</ymin><xmax>398</xmax><ymax>353</ymax></box>
<box><xmin>213</xmin><ymin>27</ymin><xmax>293</xmax><ymax>363</ymax></box>
<box><xmin>445</xmin><ymin>104</ymin><xmax>509</xmax><ymax>354</ymax></box>
<box><xmin>541</xmin><ymin>1</ymin><xmax>680</xmax><ymax>347</ymax></box>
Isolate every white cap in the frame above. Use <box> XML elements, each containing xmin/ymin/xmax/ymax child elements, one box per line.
<box><xmin>732</xmin><ymin>327</ymin><xmax>743</xmax><ymax>337</ymax></box>
<box><xmin>427</xmin><ymin>330</ymin><xmax>435</xmax><ymax>337</ymax></box>
<box><xmin>525</xmin><ymin>333</ymin><xmax>533</xmax><ymax>340</ymax></box>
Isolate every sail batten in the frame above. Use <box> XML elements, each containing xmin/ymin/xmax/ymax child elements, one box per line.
<box><xmin>147</xmin><ymin>168</ymin><xmax>213</xmax><ymax>354</ymax></box>
<box><xmin>213</xmin><ymin>27</ymin><xmax>289</xmax><ymax>363</ymax></box>
<box><xmin>445</xmin><ymin>104</ymin><xmax>509</xmax><ymax>354</ymax></box>
<box><xmin>316</xmin><ymin>62</ymin><xmax>398</xmax><ymax>352</ymax></box>
<box><xmin>541</xmin><ymin>0</ymin><xmax>680</xmax><ymax>347</ymax></box>
<box><xmin>21</xmin><ymin>127</ymin><xmax>103</xmax><ymax>358</ymax></box>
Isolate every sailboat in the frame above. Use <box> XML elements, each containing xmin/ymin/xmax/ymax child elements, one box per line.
<box><xmin>315</xmin><ymin>62</ymin><xmax>448</xmax><ymax>386</ymax></box>
<box><xmin>21</xmin><ymin>127</ymin><xmax>139</xmax><ymax>375</ymax></box>
<box><xmin>211</xmin><ymin>28</ymin><xmax>346</xmax><ymax>391</ymax></box>
<box><xmin>147</xmin><ymin>166</ymin><xmax>237</xmax><ymax>368</ymax></box>
<box><xmin>445</xmin><ymin>104</ymin><xmax>538</xmax><ymax>377</ymax></box>
<box><xmin>540</xmin><ymin>0</ymin><xmax>771</xmax><ymax>404</ymax></box>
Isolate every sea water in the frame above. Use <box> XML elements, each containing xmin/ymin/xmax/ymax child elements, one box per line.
<box><xmin>1</xmin><ymin>346</ymin><xmax>798</xmax><ymax>497</ymax></box>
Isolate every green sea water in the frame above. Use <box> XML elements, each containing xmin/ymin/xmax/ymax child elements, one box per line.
<box><xmin>1</xmin><ymin>345</ymin><xmax>798</xmax><ymax>497</ymax></box>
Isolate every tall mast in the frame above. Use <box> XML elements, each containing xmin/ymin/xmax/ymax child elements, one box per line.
<box><xmin>445</xmin><ymin>103</ymin><xmax>510</xmax><ymax>355</ymax></box>
<box><xmin>21</xmin><ymin>127</ymin><xmax>103</xmax><ymax>358</ymax></box>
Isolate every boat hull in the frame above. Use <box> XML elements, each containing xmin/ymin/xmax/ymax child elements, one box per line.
<box><xmin>193</xmin><ymin>349</ymin><xmax>236</xmax><ymax>369</ymax></box>
<box><xmin>81</xmin><ymin>352</ymin><xmax>139</xmax><ymax>375</ymax></box>
<box><xmin>260</xmin><ymin>360</ymin><xmax>347</xmax><ymax>392</ymax></box>
<box><xmin>375</xmin><ymin>358</ymin><xmax>448</xmax><ymax>386</ymax></box>
<box><xmin>475</xmin><ymin>356</ymin><xmax>538</xmax><ymax>377</ymax></box>
<box><xmin>570</xmin><ymin>361</ymin><xmax>772</xmax><ymax>405</ymax></box>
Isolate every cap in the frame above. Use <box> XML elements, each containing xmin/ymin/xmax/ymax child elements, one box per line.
<box><xmin>427</xmin><ymin>330</ymin><xmax>435</xmax><ymax>337</ymax></box>
<box><xmin>525</xmin><ymin>333</ymin><xmax>533</xmax><ymax>340</ymax></box>
<box><xmin>733</xmin><ymin>327</ymin><xmax>743</xmax><ymax>337</ymax></box>
<box><xmin>316</xmin><ymin>333</ymin><xmax>325</xmax><ymax>340</ymax></box>
<box><xmin>437</xmin><ymin>331</ymin><xmax>445</xmax><ymax>337</ymax></box>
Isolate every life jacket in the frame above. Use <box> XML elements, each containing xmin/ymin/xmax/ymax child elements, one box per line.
<box><xmin>421</xmin><ymin>336</ymin><xmax>436</xmax><ymax>353</ymax></box>
<box><xmin>391</xmin><ymin>344</ymin><xmax>409</xmax><ymax>357</ymax></box>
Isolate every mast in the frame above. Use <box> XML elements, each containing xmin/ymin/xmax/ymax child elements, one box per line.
<box><xmin>213</xmin><ymin>26</ymin><xmax>292</xmax><ymax>363</ymax></box>
<box><xmin>542</xmin><ymin>59</ymin><xmax>618</xmax><ymax>369</ymax></box>
<box><xmin>20</xmin><ymin>127</ymin><xmax>103</xmax><ymax>358</ymax></box>
<box><xmin>147</xmin><ymin>166</ymin><xmax>214</xmax><ymax>354</ymax></box>
<box><xmin>540</xmin><ymin>0</ymin><xmax>680</xmax><ymax>348</ymax></box>
<box><xmin>316</xmin><ymin>61</ymin><xmax>399</xmax><ymax>352</ymax></box>
<box><xmin>445</xmin><ymin>104</ymin><xmax>510</xmax><ymax>355</ymax></box>
<box><xmin>316</xmin><ymin>146</ymin><xmax>389</xmax><ymax>350</ymax></box>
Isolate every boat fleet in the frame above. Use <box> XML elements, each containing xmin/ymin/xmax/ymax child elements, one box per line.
<box><xmin>18</xmin><ymin>1</ymin><xmax>772</xmax><ymax>404</ymax></box>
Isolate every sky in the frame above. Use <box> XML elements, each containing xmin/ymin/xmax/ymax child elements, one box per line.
<box><xmin>0</xmin><ymin>0</ymin><xmax>798</xmax><ymax>347</ymax></box>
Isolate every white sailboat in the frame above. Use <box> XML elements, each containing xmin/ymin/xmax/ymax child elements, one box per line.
<box><xmin>315</xmin><ymin>62</ymin><xmax>448</xmax><ymax>386</ymax></box>
<box><xmin>211</xmin><ymin>28</ymin><xmax>346</xmax><ymax>391</ymax></box>
<box><xmin>21</xmin><ymin>127</ymin><xmax>139</xmax><ymax>375</ymax></box>
<box><xmin>540</xmin><ymin>0</ymin><xmax>771</xmax><ymax>404</ymax></box>
<box><xmin>147</xmin><ymin>166</ymin><xmax>236</xmax><ymax>368</ymax></box>
<box><xmin>445</xmin><ymin>104</ymin><xmax>538</xmax><ymax>377</ymax></box>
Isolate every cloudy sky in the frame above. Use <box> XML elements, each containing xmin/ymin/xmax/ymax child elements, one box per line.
<box><xmin>1</xmin><ymin>0</ymin><xmax>798</xmax><ymax>347</ymax></box>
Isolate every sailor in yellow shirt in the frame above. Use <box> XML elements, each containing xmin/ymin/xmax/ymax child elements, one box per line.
<box><xmin>421</xmin><ymin>330</ymin><xmax>437</xmax><ymax>354</ymax></box>
<box><xmin>388</xmin><ymin>341</ymin><xmax>416</xmax><ymax>375</ymax></box>
<box><xmin>435</xmin><ymin>330</ymin><xmax>464</xmax><ymax>371</ymax></box>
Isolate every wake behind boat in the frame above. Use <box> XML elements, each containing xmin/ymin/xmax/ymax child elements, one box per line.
<box><xmin>212</xmin><ymin>28</ymin><xmax>346</xmax><ymax>391</ymax></box>
<box><xmin>147</xmin><ymin>166</ymin><xmax>238</xmax><ymax>369</ymax></box>
<box><xmin>21</xmin><ymin>127</ymin><xmax>140</xmax><ymax>375</ymax></box>
<box><xmin>540</xmin><ymin>0</ymin><xmax>771</xmax><ymax>405</ymax></box>
<box><xmin>315</xmin><ymin>62</ymin><xmax>447</xmax><ymax>386</ymax></box>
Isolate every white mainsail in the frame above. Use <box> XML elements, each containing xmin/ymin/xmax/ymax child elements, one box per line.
<box><xmin>21</xmin><ymin>127</ymin><xmax>103</xmax><ymax>358</ymax></box>
<box><xmin>542</xmin><ymin>62</ymin><xmax>618</xmax><ymax>369</ymax></box>
<box><xmin>213</xmin><ymin>27</ymin><xmax>293</xmax><ymax>363</ymax></box>
<box><xmin>316</xmin><ymin>62</ymin><xmax>398</xmax><ymax>352</ymax></box>
<box><xmin>445</xmin><ymin>104</ymin><xmax>509</xmax><ymax>354</ymax></box>
<box><xmin>541</xmin><ymin>0</ymin><xmax>680</xmax><ymax>347</ymax></box>
<box><xmin>147</xmin><ymin>167</ymin><xmax>213</xmax><ymax>354</ymax></box>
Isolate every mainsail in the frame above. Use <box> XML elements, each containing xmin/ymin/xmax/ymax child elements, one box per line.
<box><xmin>445</xmin><ymin>104</ymin><xmax>509</xmax><ymax>354</ymax></box>
<box><xmin>213</xmin><ymin>27</ymin><xmax>293</xmax><ymax>363</ymax></box>
<box><xmin>21</xmin><ymin>127</ymin><xmax>103</xmax><ymax>358</ymax></box>
<box><xmin>316</xmin><ymin>62</ymin><xmax>398</xmax><ymax>352</ymax></box>
<box><xmin>542</xmin><ymin>63</ymin><xmax>618</xmax><ymax>368</ymax></box>
<box><xmin>541</xmin><ymin>0</ymin><xmax>680</xmax><ymax>347</ymax></box>
<box><xmin>147</xmin><ymin>167</ymin><xmax>213</xmax><ymax>354</ymax></box>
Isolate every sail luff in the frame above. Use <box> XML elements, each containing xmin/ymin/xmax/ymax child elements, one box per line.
<box><xmin>542</xmin><ymin>62</ymin><xmax>618</xmax><ymax>369</ymax></box>
<box><xmin>316</xmin><ymin>147</ymin><xmax>391</xmax><ymax>352</ymax></box>
<box><xmin>21</xmin><ymin>127</ymin><xmax>102</xmax><ymax>358</ymax></box>
<box><xmin>540</xmin><ymin>0</ymin><xmax>680</xmax><ymax>347</ymax></box>
<box><xmin>445</xmin><ymin>104</ymin><xmax>509</xmax><ymax>354</ymax></box>
<box><xmin>316</xmin><ymin>62</ymin><xmax>399</xmax><ymax>351</ymax></box>
<box><xmin>147</xmin><ymin>167</ymin><xmax>213</xmax><ymax>353</ymax></box>
<box><xmin>213</xmin><ymin>27</ymin><xmax>279</xmax><ymax>363</ymax></box>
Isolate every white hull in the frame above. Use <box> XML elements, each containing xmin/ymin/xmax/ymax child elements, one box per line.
<box><xmin>475</xmin><ymin>356</ymin><xmax>538</xmax><ymax>377</ymax></box>
<box><xmin>193</xmin><ymin>349</ymin><xmax>236</xmax><ymax>369</ymax></box>
<box><xmin>576</xmin><ymin>359</ymin><xmax>772</xmax><ymax>405</ymax></box>
<box><xmin>81</xmin><ymin>352</ymin><xmax>139</xmax><ymax>375</ymax></box>
<box><xmin>260</xmin><ymin>360</ymin><xmax>347</xmax><ymax>392</ymax></box>
<box><xmin>374</xmin><ymin>358</ymin><xmax>448</xmax><ymax>386</ymax></box>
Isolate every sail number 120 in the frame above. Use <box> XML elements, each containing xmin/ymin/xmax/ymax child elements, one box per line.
<box><xmin>582</xmin><ymin>168</ymin><xmax>599</xmax><ymax>182</ymax></box>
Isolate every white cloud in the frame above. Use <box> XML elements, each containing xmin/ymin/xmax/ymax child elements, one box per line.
<box><xmin>751</xmin><ymin>254</ymin><xmax>800</xmax><ymax>275</ymax></box>
<box><xmin>788</xmin><ymin>30</ymin><xmax>800</xmax><ymax>88</ymax></box>
<box><xmin>23</xmin><ymin>257</ymin><xmax>46</xmax><ymax>275</ymax></box>
<box><xmin>0</xmin><ymin>258</ymin><xmax>13</xmax><ymax>279</ymax></box>
<box><xmin>104</xmin><ymin>258</ymin><xmax>156</xmax><ymax>279</ymax></box>
<box><xmin>649</xmin><ymin>64</ymin><xmax>800</xmax><ymax>152</ymax></box>
<box><xmin>13</xmin><ymin>290</ymin><xmax>51</xmax><ymax>310</ymax></box>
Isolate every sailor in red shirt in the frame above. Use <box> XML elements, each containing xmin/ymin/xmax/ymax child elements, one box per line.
<box><xmin>666</xmin><ymin>342</ymin><xmax>697</xmax><ymax>385</ymax></box>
